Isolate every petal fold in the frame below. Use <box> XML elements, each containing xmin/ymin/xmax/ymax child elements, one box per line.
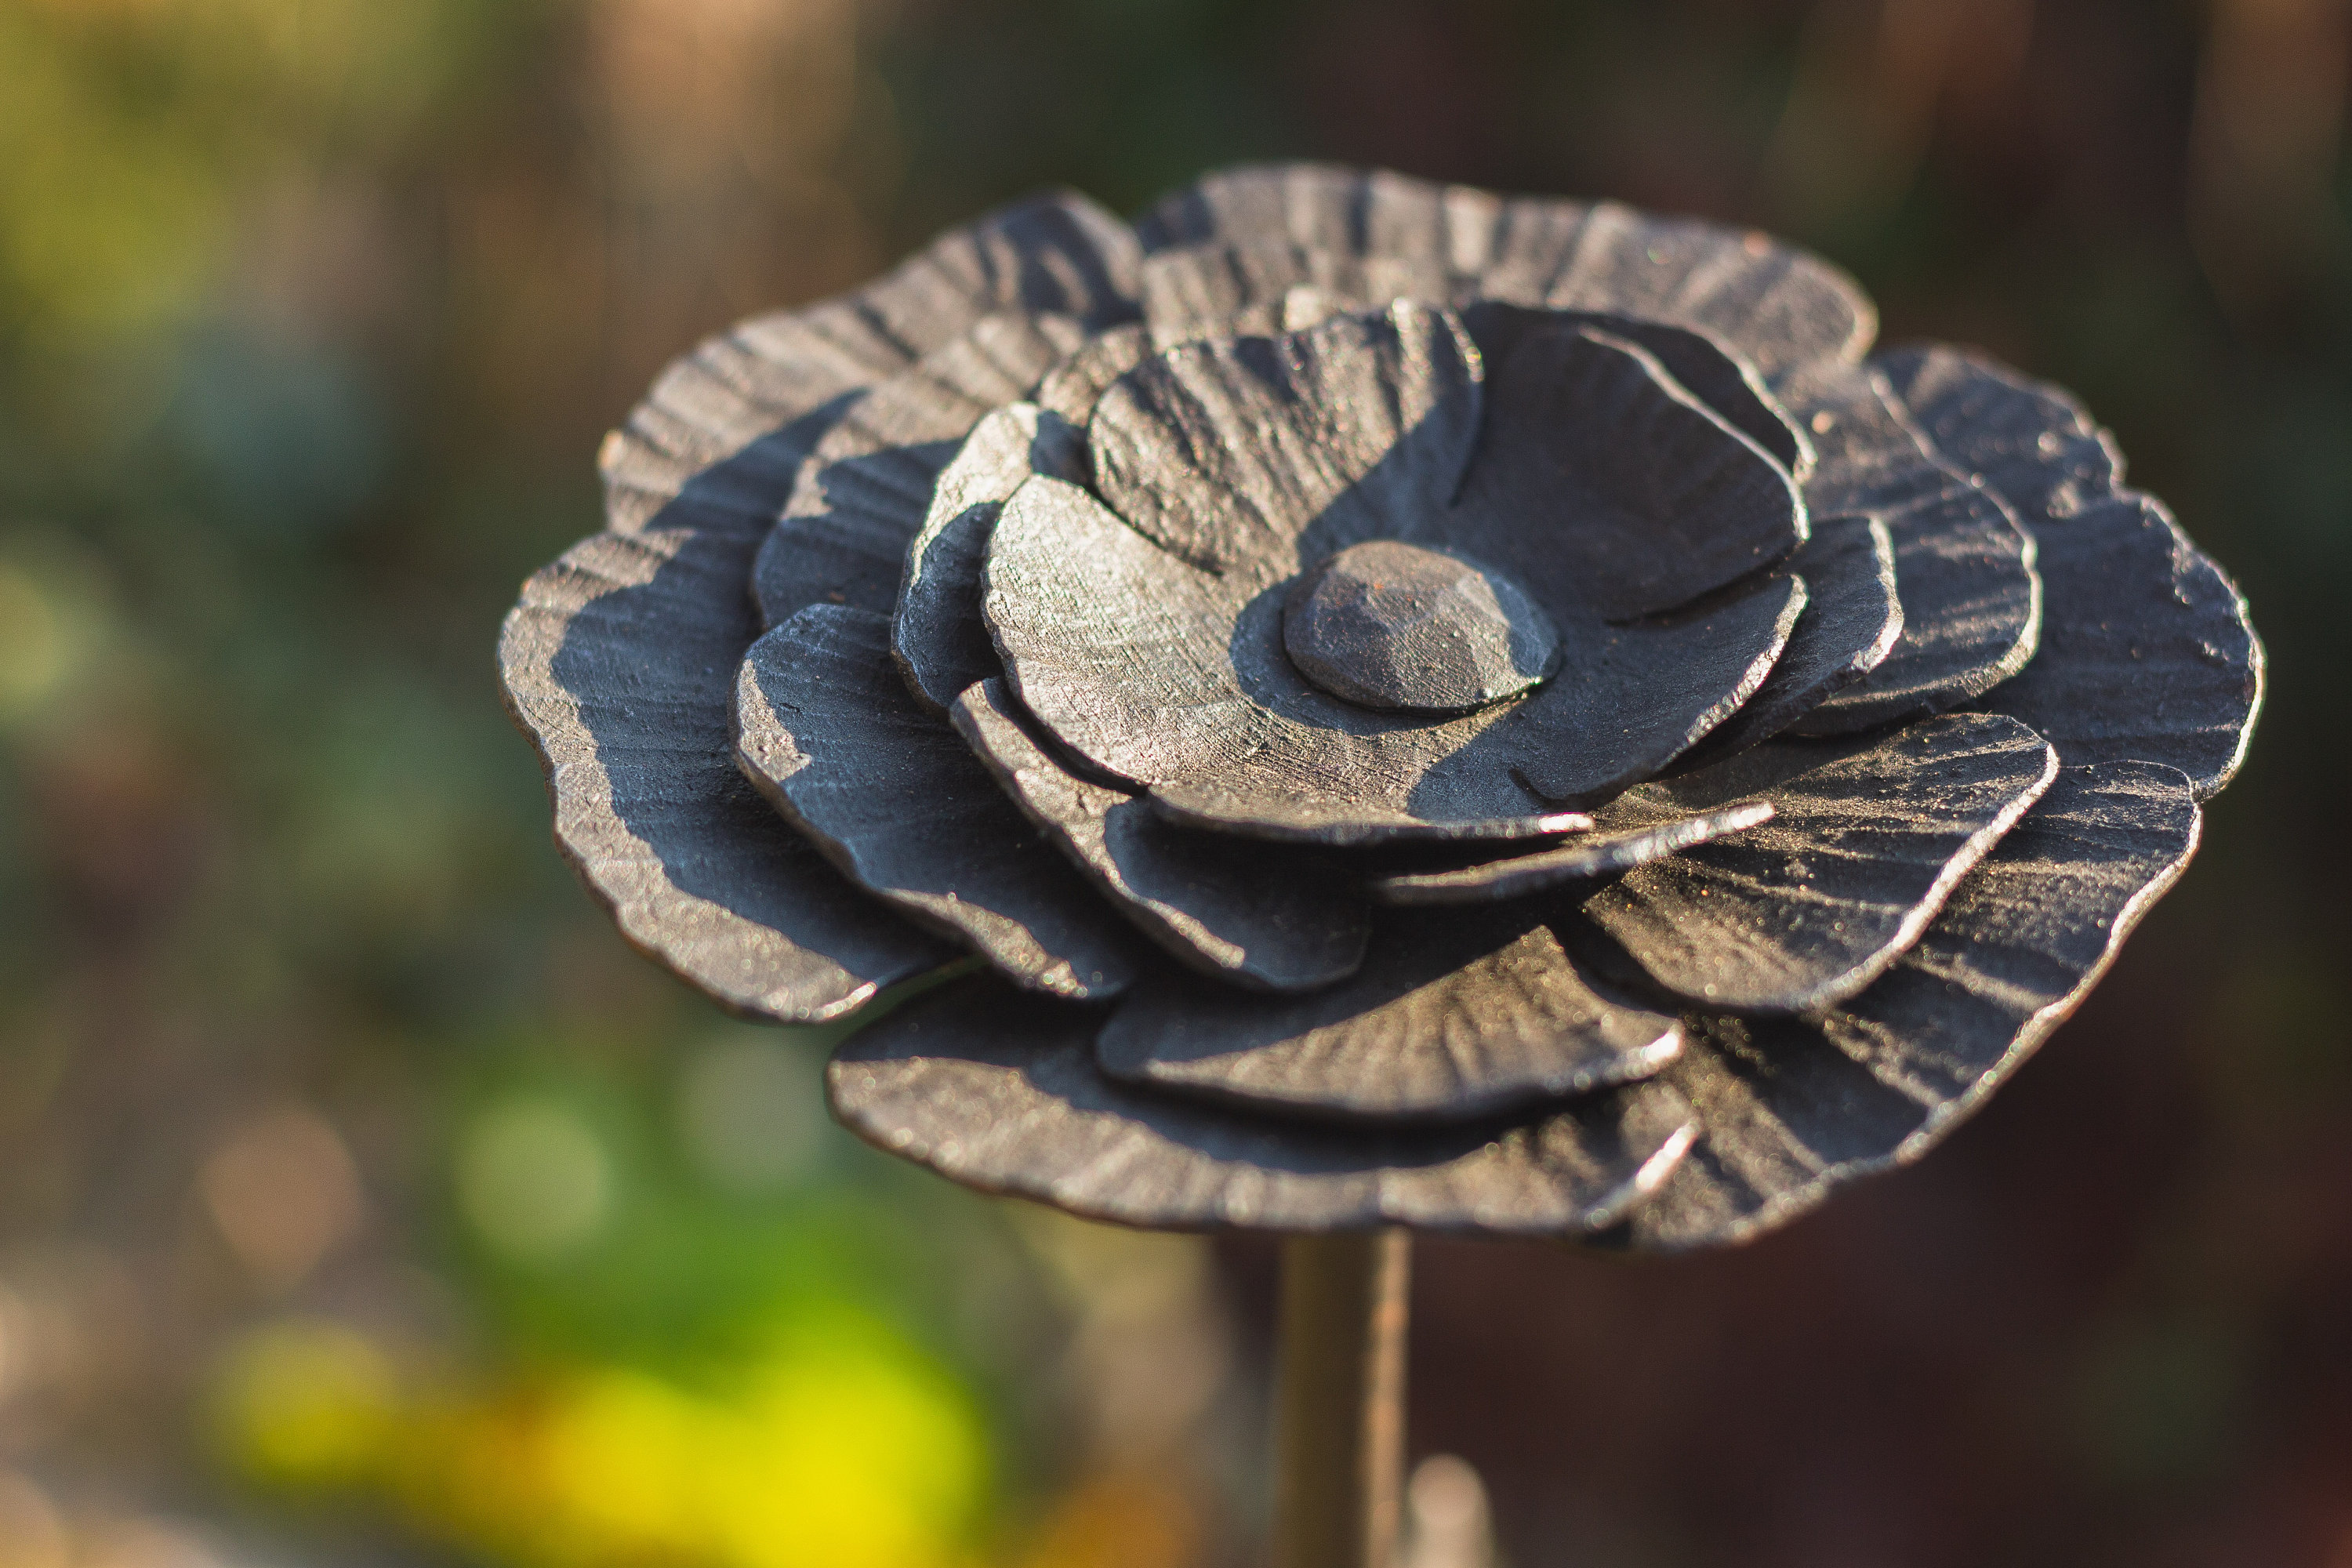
<box><xmin>1878</xmin><ymin>347</ymin><xmax>2263</xmax><ymax>800</ymax></box>
<box><xmin>1614</xmin><ymin>760</ymin><xmax>2201</xmax><ymax>1250</ymax></box>
<box><xmin>735</xmin><ymin>606</ymin><xmax>1144</xmax><ymax>1000</ymax></box>
<box><xmin>1582</xmin><ymin>713</ymin><xmax>2060</xmax><ymax>1014</ymax></box>
<box><xmin>951</xmin><ymin>679</ymin><xmax>1372</xmax><ymax>992</ymax></box>
<box><xmin>1780</xmin><ymin>361</ymin><xmax>2041</xmax><ymax>730</ymax></box>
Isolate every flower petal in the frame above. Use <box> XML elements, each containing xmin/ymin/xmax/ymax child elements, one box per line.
<box><xmin>502</xmin><ymin>526</ymin><xmax>949</xmax><ymax>1022</ymax></box>
<box><xmin>1140</xmin><ymin>241</ymin><xmax>1454</xmax><ymax>345</ymax></box>
<box><xmin>949</xmin><ymin>679</ymin><xmax>1371</xmax><ymax>992</ymax></box>
<box><xmin>1675</xmin><ymin>513</ymin><xmax>1904</xmax><ymax>759</ymax></box>
<box><xmin>1135</xmin><ymin>162</ymin><xmax>1872</xmax><ymax>375</ymax></box>
<box><xmin>1097</xmin><ymin>906</ymin><xmax>1682</xmax><ymax>1123</ymax></box>
<box><xmin>1989</xmin><ymin>493</ymin><xmax>2260</xmax><ymax>801</ymax></box>
<box><xmin>1087</xmin><ymin>301</ymin><xmax>1484</xmax><ymax>582</ymax></box>
<box><xmin>1139</xmin><ymin>256</ymin><xmax>1817</xmax><ymax>481</ymax></box>
<box><xmin>985</xmin><ymin>474</ymin><xmax>1802</xmax><ymax>841</ymax></box>
<box><xmin>734</xmin><ymin>606</ymin><xmax>1144</xmax><ymax>1000</ymax></box>
<box><xmin>503</xmin><ymin>192</ymin><xmax>1143</xmax><ymax>1021</ymax></box>
<box><xmin>1368</xmin><ymin>801</ymin><xmax>1775</xmax><ymax>906</ymax></box>
<box><xmin>893</xmin><ymin>403</ymin><xmax>1085</xmax><ymax>713</ymax></box>
<box><xmin>1879</xmin><ymin>347</ymin><xmax>2263</xmax><ymax>800</ymax></box>
<box><xmin>829</xmin><ymin>974</ymin><xmax>1700</xmax><ymax>1235</ymax></box>
<box><xmin>1780</xmin><ymin>361</ymin><xmax>2042</xmax><ymax>731</ymax></box>
<box><xmin>604</xmin><ymin>190</ymin><xmax>1141</xmax><ymax>535</ymax></box>
<box><xmin>1876</xmin><ymin>343</ymin><xmax>2122</xmax><ymax>524</ymax></box>
<box><xmin>753</xmin><ymin>311</ymin><xmax>1091</xmax><ymax>623</ymax></box>
<box><xmin>1582</xmin><ymin>713</ymin><xmax>2060</xmax><ymax>1014</ymax></box>
<box><xmin>1035</xmin><ymin>322</ymin><xmax>1152</xmax><ymax>431</ymax></box>
<box><xmin>1454</xmin><ymin>312</ymin><xmax>1806</xmax><ymax>619</ymax></box>
<box><xmin>1609</xmin><ymin>760</ymin><xmax>2202</xmax><ymax>1251</ymax></box>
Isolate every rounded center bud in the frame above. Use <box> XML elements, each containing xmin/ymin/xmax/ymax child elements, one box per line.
<box><xmin>1283</xmin><ymin>540</ymin><xmax>1560</xmax><ymax>714</ymax></box>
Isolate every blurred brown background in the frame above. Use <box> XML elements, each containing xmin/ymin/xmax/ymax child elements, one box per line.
<box><xmin>0</xmin><ymin>1</ymin><xmax>2347</xmax><ymax>1565</ymax></box>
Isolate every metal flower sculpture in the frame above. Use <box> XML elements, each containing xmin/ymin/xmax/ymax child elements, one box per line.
<box><xmin>501</xmin><ymin>164</ymin><xmax>2261</xmax><ymax>1255</ymax></box>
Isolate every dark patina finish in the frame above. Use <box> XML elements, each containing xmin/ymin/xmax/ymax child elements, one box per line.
<box><xmin>500</xmin><ymin>164</ymin><xmax>2262</xmax><ymax>1250</ymax></box>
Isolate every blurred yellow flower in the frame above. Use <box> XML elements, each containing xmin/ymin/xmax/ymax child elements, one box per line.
<box><xmin>215</xmin><ymin>1305</ymin><xmax>990</xmax><ymax>1568</ymax></box>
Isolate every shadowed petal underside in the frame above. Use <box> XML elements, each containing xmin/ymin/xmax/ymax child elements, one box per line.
<box><xmin>829</xmin><ymin>974</ymin><xmax>1700</xmax><ymax>1235</ymax></box>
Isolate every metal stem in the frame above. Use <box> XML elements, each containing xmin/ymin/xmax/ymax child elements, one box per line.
<box><xmin>1271</xmin><ymin>1228</ymin><xmax>1411</xmax><ymax>1568</ymax></box>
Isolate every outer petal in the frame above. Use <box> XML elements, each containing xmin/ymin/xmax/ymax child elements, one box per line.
<box><xmin>1611</xmin><ymin>760</ymin><xmax>2202</xmax><ymax>1251</ymax></box>
<box><xmin>504</xmin><ymin>191</ymin><xmax>1143</xmax><ymax>1022</ymax></box>
<box><xmin>1879</xmin><ymin>347</ymin><xmax>2263</xmax><ymax>800</ymax></box>
<box><xmin>734</xmin><ymin>607</ymin><xmax>1143</xmax><ymax>1000</ymax></box>
<box><xmin>604</xmin><ymin>191</ymin><xmax>1142</xmax><ymax>535</ymax></box>
<box><xmin>502</xmin><ymin>526</ymin><xmax>950</xmax><ymax>1021</ymax></box>
<box><xmin>829</xmin><ymin>975</ymin><xmax>1700</xmax><ymax>1236</ymax></box>
<box><xmin>1095</xmin><ymin>905</ymin><xmax>1682</xmax><ymax>1124</ymax></box>
<box><xmin>950</xmin><ymin>679</ymin><xmax>1371</xmax><ymax>992</ymax></box>
<box><xmin>1875</xmin><ymin>344</ymin><xmax>2122</xmax><ymax>524</ymax></box>
<box><xmin>753</xmin><ymin>311</ymin><xmax>1091</xmax><ymax>623</ymax></box>
<box><xmin>1780</xmin><ymin>361</ymin><xmax>2042</xmax><ymax>731</ymax></box>
<box><xmin>1140</xmin><ymin>241</ymin><xmax>1453</xmax><ymax>346</ymax></box>
<box><xmin>1581</xmin><ymin>713</ymin><xmax>2060</xmax><ymax>1014</ymax></box>
<box><xmin>1134</xmin><ymin>162</ymin><xmax>1874</xmax><ymax>375</ymax></box>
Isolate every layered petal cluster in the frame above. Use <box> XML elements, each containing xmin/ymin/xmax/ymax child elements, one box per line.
<box><xmin>500</xmin><ymin>165</ymin><xmax>2262</xmax><ymax>1250</ymax></box>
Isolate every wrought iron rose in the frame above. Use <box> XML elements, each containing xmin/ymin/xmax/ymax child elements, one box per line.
<box><xmin>501</xmin><ymin>165</ymin><xmax>2261</xmax><ymax>1251</ymax></box>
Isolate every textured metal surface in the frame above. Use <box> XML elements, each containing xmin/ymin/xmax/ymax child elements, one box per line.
<box><xmin>950</xmin><ymin>679</ymin><xmax>1371</xmax><ymax>992</ymax></box>
<box><xmin>1880</xmin><ymin>347</ymin><xmax>2263</xmax><ymax>800</ymax></box>
<box><xmin>1613</xmin><ymin>760</ymin><xmax>2202</xmax><ymax>1251</ymax></box>
<box><xmin>499</xmin><ymin>190</ymin><xmax>1145</xmax><ymax>1021</ymax></box>
<box><xmin>506</xmin><ymin>164</ymin><xmax>2257</xmax><ymax>1251</ymax></box>
<box><xmin>1583</xmin><ymin>713</ymin><xmax>2059</xmax><ymax>1014</ymax></box>
<box><xmin>1878</xmin><ymin>344</ymin><xmax>2122</xmax><ymax>525</ymax></box>
<box><xmin>892</xmin><ymin>402</ymin><xmax>1083</xmax><ymax>713</ymax></box>
<box><xmin>1133</xmin><ymin>162</ymin><xmax>1875</xmax><ymax>376</ymax></box>
<box><xmin>1464</xmin><ymin>303</ymin><xmax>1814</xmax><ymax>480</ymax></box>
<box><xmin>1368</xmin><ymin>801</ymin><xmax>1774</xmax><ymax>906</ymax></box>
<box><xmin>1096</xmin><ymin>904</ymin><xmax>1682</xmax><ymax>1123</ymax></box>
<box><xmin>753</xmin><ymin>310</ymin><xmax>1090</xmax><ymax>624</ymax></box>
<box><xmin>1678</xmin><ymin>513</ymin><xmax>1902</xmax><ymax>760</ymax></box>
<box><xmin>734</xmin><ymin>606</ymin><xmax>1142</xmax><ymax>1000</ymax></box>
<box><xmin>1450</xmin><ymin>315</ymin><xmax>1806</xmax><ymax>622</ymax></box>
<box><xmin>1780</xmin><ymin>360</ymin><xmax>2042</xmax><ymax>731</ymax></box>
<box><xmin>1088</xmin><ymin>302</ymin><xmax>1483</xmax><ymax>583</ymax></box>
<box><xmin>827</xmin><ymin>974</ymin><xmax>1700</xmax><ymax>1235</ymax></box>
<box><xmin>501</xmin><ymin>518</ymin><xmax>950</xmax><ymax>1022</ymax></box>
<box><xmin>1283</xmin><ymin>540</ymin><xmax>1559</xmax><ymax>714</ymax></box>
<box><xmin>985</xmin><ymin>474</ymin><xmax>1802</xmax><ymax>840</ymax></box>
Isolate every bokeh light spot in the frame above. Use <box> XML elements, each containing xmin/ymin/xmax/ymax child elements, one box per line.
<box><xmin>457</xmin><ymin>1101</ymin><xmax>612</xmax><ymax>1261</ymax></box>
<box><xmin>678</xmin><ymin>1033</ymin><xmax>822</xmax><ymax>1193</ymax></box>
<box><xmin>211</xmin><ymin>1320</ymin><xmax>396</xmax><ymax>1491</ymax></box>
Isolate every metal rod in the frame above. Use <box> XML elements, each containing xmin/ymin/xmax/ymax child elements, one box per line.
<box><xmin>1271</xmin><ymin>1228</ymin><xmax>1411</xmax><ymax>1568</ymax></box>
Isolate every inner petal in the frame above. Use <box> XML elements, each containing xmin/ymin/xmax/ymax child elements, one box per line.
<box><xmin>1283</xmin><ymin>539</ymin><xmax>1559</xmax><ymax>713</ymax></box>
